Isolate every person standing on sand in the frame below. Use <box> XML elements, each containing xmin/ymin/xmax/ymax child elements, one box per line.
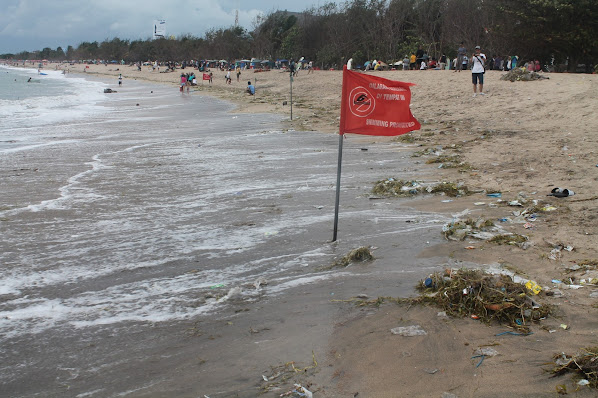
<box><xmin>471</xmin><ymin>45</ymin><xmax>486</xmax><ymax>97</ymax></box>
<box><xmin>415</xmin><ymin>47</ymin><xmax>424</xmax><ymax>69</ymax></box>
<box><xmin>456</xmin><ymin>42</ymin><xmax>466</xmax><ymax>72</ymax></box>
<box><xmin>180</xmin><ymin>73</ymin><xmax>187</xmax><ymax>92</ymax></box>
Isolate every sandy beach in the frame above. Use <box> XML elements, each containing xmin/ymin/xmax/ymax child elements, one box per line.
<box><xmin>8</xmin><ymin>62</ymin><xmax>598</xmax><ymax>397</ymax></box>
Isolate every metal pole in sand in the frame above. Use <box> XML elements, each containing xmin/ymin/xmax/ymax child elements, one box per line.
<box><xmin>332</xmin><ymin>133</ymin><xmax>344</xmax><ymax>242</ymax></box>
<box><xmin>290</xmin><ymin>72</ymin><xmax>293</xmax><ymax>121</ymax></box>
<box><xmin>332</xmin><ymin>66</ymin><xmax>350</xmax><ymax>242</ymax></box>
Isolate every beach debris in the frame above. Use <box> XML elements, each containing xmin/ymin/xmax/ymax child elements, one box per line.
<box><xmin>441</xmin><ymin>393</ymin><xmax>458</xmax><ymax>398</ymax></box>
<box><xmin>417</xmin><ymin>268</ymin><xmax>553</xmax><ymax>332</ymax></box>
<box><xmin>571</xmin><ymin>259</ymin><xmax>598</xmax><ymax>271</ymax></box>
<box><xmin>261</xmin><ymin>352</ymin><xmax>318</xmax><ymax>394</ymax></box>
<box><xmin>500</xmin><ymin>68</ymin><xmax>549</xmax><ymax>82</ymax></box>
<box><xmin>222</xmin><ymin>286</ymin><xmax>243</xmax><ymax>301</ymax></box>
<box><xmin>486</xmin><ymin>192</ymin><xmax>502</xmax><ymax>198</ymax></box>
<box><xmin>291</xmin><ymin>384</ymin><xmax>313</xmax><ymax>398</ymax></box>
<box><xmin>210</xmin><ymin>283</ymin><xmax>226</xmax><ymax>289</ymax></box>
<box><xmin>253</xmin><ymin>277</ymin><xmax>268</xmax><ymax>290</ymax></box>
<box><xmin>328</xmin><ymin>246</ymin><xmax>374</xmax><ymax>269</ymax></box>
<box><xmin>372</xmin><ymin>178</ymin><xmax>470</xmax><ymax>197</ymax></box>
<box><xmin>525</xmin><ymin>280</ymin><xmax>543</xmax><ymax>295</ymax></box>
<box><xmin>423</xmin><ymin>368</ymin><xmax>439</xmax><ymax>374</ymax></box>
<box><xmin>548</xmin><ymin>187</ymin><xmax>575</xmax><ymax>198</ymax></box>
<box><xmin>495</xmin><ymin>330</ymin><xmax>532</xmax><ymax>336</ymax></box>
<box><xmin>425</xmin><ymin>154</ymin><xmax>474</xmax><ymax>171</ymax></box>
<box><xmin>394</xmin><ymin>134</ymin><xmax>415</xmax><ymax>143</ymax></box>
<box><xmin>390</xmin><ymin>325</ymin><xmax>427</xmax><ymax>336</ymax></box>
<box><xmin>412</xmin><ymin>147</ymin><xmax>442</xmax><ymax>157</ymax></box>
<box><xmin>488</xmin><ymin>233</ymin><xmax>529</xmax><ymax>247</ymax></box>
<box><xmin>442</xmin><ymin>217</ymin><xmax>504</xmax><ymax>241</ymax></box>
<box><xmin>475</xmin><ymin>347</ymin><xmax>499</xmax><ymax>357</ymax></box>
<box><xmin>471</xmin><ymin>348</ymin><xmax>499</xmax><ymax>367</ymax></box>
<box><xmin>550</xmin><ymin>347</ymin><xmax>598</xmax><ymax>389</ymax></box>
<box><xmin>103</xmin><ymin>88</ymin><xmax>117</xmax><ymax>93</ymax></box>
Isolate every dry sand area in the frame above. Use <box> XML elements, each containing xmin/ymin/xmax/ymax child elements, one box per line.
<box><xmin>78</xmin><ymin>63</ymin><xmax>598</xmax><ymax>397</ymax></box>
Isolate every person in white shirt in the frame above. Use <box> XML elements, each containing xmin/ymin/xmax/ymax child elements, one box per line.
<box><xmin>471</xmin><ymin>46</ymin><xmax>486</xmax><ymax>97</ymax></box>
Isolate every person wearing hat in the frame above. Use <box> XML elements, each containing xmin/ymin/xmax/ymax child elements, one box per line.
<box><xmin>471</xmin><ymin>45</ymin><xmax>486</xmax><ymax>97</ymax></box>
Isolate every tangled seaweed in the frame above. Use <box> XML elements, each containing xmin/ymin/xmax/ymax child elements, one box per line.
<box><xmin>488</xmin><ymin>233</ymin><xmax>528</xmax><ymax>246</ymax></box>
<box><xmin>328</xmin><ymin>246</ymin><xmax>374</xmax><ymax>269</ymax></box>
<box><xmin>551</xmin><ymin>347</ymin><xmax>598</xmax><ymax>389</ymax></box>
<box><xmin>416</xmin><ymin>268</ymin><xmax>552</xmax><ymax>333</ymax></box>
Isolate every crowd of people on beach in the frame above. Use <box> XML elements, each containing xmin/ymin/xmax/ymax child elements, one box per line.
<box><xmin>82</xmin><ymin>42</ymin><xmax>544</xmax><ymax>97</ymax></box>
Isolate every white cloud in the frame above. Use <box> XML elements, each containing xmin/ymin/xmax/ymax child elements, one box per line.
<box><xmin>0</xmin><ymin>0</ymin><xmax>316</xmax><ymax>53</ymax></box>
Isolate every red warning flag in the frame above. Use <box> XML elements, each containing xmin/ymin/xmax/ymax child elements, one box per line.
<box><xmin>339</xmin><ymin>66</ymin><xmax>420</xmax><ymax>136</ymax></box>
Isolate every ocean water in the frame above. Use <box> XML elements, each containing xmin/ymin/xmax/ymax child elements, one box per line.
<box><xmin>0</xmin><ymin>69</ymin><xmax>450</xmax><ymax>396</ymax></box>
<box><xmin>0</xmin><ymin>66</ymin><xmax>108</xmax><ymax>145</ymax></box>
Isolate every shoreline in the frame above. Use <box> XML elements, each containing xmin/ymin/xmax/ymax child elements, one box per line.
<box><xmin>5</xmin><ymin>62</ymin><xmax>598</xmax><ymax>396</ymax></box>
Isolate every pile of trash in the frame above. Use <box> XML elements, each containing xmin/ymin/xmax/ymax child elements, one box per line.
<box><xmin>442</xmin><ymin>217</ymin><xmax>497</xmax><ymax>241</ymax></box>
<box><xmin>552</xmin><ymin>347</ymin><xmax>598</xmax><ymax>390</ymax></box>
<box><xmin>500</xmin><ymin>68</ymin><xmax>549</xmax><ymax>82</ymax></box>
<box><xmin>372</xmin><ymin>178</ymin><xmax>469</xmax><ymax>197</ymax></box>
<box><xmin>416</xmin><ymin>268</ymin><xmax>552</xmax><ymax>333</ymax></box>
<box><xmin>441</xmin><ymin>216</ymin><xmax>530</xmax><ymax>247</ymax></box>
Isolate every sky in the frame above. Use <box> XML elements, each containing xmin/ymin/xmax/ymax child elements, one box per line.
<box><xmin>0</xmin><ymin>0</ymin><xmax>321</xmax><ymax>54</ymax></box>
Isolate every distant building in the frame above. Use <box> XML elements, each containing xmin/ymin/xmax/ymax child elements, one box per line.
<box><xmin>153</xmin><ymin>20</ymin><xmax>166</xmax><ymax>40</ymax></box>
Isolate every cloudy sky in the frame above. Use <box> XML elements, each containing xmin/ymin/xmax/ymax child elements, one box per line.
<box><xmin>0</xmin><ymin>0</ymin><xmax>321</xmax><ymax>54</ymax></box>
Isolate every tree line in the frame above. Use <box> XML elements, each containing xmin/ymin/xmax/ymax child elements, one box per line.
<box><xmin>2</xmin><ymin>0</ymin><xmax>596</xmax><ymax>72</ymax></box>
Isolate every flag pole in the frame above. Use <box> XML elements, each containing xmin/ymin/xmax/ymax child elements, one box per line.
<box><xmin>332</xmin><ymin>133</ymin><xmax>344</xmax><ymax>242</ymax></box>
<box><xmin>332</xmin><ymin>66</ymin><xmax>349</xmax><ymax>242</ymax></box>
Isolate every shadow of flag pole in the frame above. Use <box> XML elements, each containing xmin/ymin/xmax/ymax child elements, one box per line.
<box><xmin>332</xmin><ymin>66</ymin><xmax>420</xmax><ymax>242</ymax></box>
